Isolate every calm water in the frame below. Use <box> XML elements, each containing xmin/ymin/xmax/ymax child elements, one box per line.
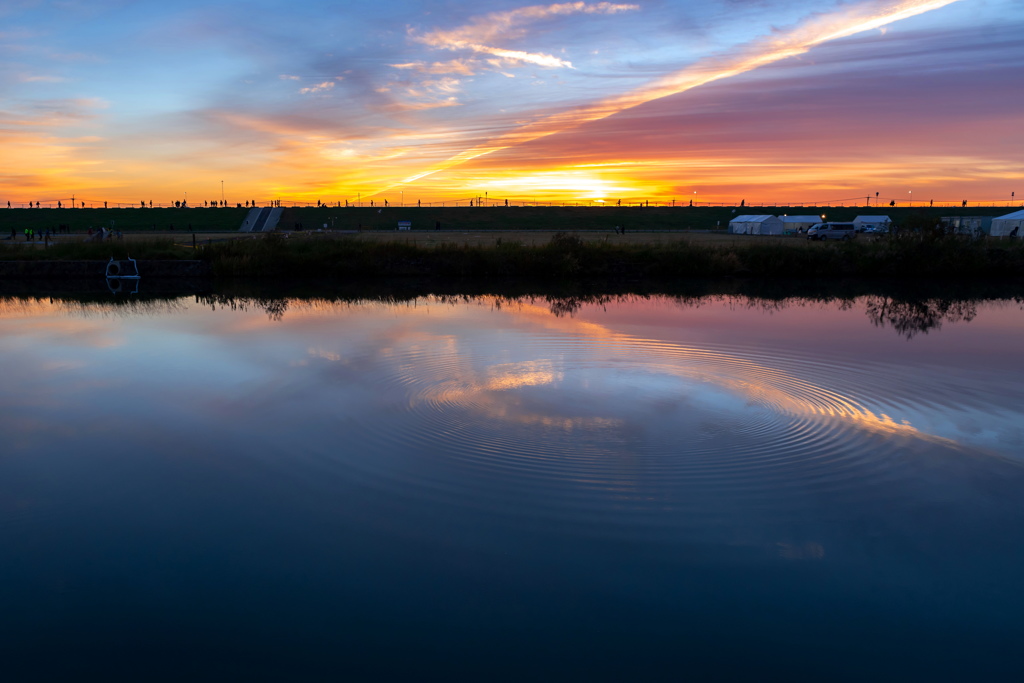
<box><xmin>1</xmin><ymin>291</ymin><xmax>1023</xmax><ymax>681</ymax></box>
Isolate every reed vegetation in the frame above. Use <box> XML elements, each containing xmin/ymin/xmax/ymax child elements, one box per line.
<box><xmin>199</xmin><ymin>232</ymin><xmax>1024</xmax><ymax>281</ymax></box>
<box><xmin>4</xmin><ymin>231</ymin><xmax>1022</xmax><ymax>282</ymax></box>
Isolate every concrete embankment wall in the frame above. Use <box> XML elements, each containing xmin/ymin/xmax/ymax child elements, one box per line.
<box><xmin>0</xmin><ymin>260</ymin><xmax>209</xmax><ymax>279</ymax></box>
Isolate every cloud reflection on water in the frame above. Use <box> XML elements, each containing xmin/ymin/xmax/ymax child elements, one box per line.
<box><xmin>0</xmin><ymin>291</ymin><xmax>1021</xmax><ymax>461</ymax></box>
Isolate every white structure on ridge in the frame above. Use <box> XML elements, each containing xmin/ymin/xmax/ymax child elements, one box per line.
<box><xmin>941</xmin><ymin>216</ymin><xmax>991</xmax><ymax>236</ymax></box>
<box><xmin>780</xmin><ymin>215</ymin><xmax>822</xmax><ymax>232</ymax></box>
<box><xmin>729</xmin><ymin>215</ymin><xmax>784</xmax><ymax>235</ymax></box>
<box><xmin>990</xmin><ymin>210</ymin><xmax>1024</xmax><ymax>237</ymax></box>
<box><xmin>852</xmin><ymin>215</ymin><xmax>892</xmax><ymax>231</ymax></box>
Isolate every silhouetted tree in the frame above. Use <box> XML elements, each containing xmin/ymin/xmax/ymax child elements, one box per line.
<box><xmin>864</xmin><ymin>296</ymin><xmax>977</xmax><ymax>339</ymax></box>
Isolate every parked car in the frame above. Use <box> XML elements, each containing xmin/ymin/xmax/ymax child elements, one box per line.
<box><xmin>807</xmin><ymin>222</ymin><xmax>857</xmax><ymax>241</ymax></box>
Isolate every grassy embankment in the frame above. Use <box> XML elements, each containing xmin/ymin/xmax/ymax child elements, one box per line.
<box><xmin>274</xmin><ymin>204</ymin><xmax>1018</xmax><ymax>233</ymax></box>
<box><xmin>2</xmin><ymin>206</ymin><xmax>1022</xmax><ymax>281</ymax></box>
<box><xmin>1</xmin><ymin>204</ymin><xmax>1017</xmax><ymax>235</ymax></box>
<box><xmin>0</xmin><ymin>207</ymin><xmax>248</xmax><ymax>234</ymax></box>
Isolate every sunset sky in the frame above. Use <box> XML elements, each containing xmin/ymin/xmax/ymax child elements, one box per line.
<box><xmin>2</xmin><ymin>0</ymin><xmax>1021</xmax><ymax>206</ymax></box>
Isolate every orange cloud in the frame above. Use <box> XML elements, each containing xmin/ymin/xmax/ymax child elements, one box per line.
<box><xmin>299</xmin><ymin>81</ymin><xmax>336</xmax><ymax>95</ymax></box>
<box><xmin>395</xmin><ymin>0</ymin><xmax>964</xmax><ymax>190</ymax></box>
<box><xmin>414</xmin><ymin>2</ymin><xmax>639</xmax><ymax>69</ymax></box>
<box><xmin>389</xmin><ymin>59</ymin><xmax>477</xmax><ymax>76</ymax></box>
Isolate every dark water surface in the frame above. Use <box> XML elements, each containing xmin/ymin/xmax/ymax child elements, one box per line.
<box><xmin>1</xmin><ymin>291</ymin><xmax>1023</xmax><ymax>681</ymax></box>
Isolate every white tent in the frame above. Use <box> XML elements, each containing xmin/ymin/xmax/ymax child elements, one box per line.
<box><xmin>780</xmin><ymin>215</ymin><xmax>821</xmax><ymax>232</ymax></box>
<box><xmin>990</xmin><ymin>209</ymin><xmax>1024</xmax><ymax>237</ymax></box>
<box><xmin>729</xmin><ymin>215</ymin><xmax>783</xmax><ymax>235</ymax></box>
<box><xmin>941</xmin><ymin>216</ymin><xmax>992</xmax><ymax>236</ymax></box>
<box><xmin>852</xmin><ymin>215</ymin><xmax>892</xmax><ymax>231</ymax></box>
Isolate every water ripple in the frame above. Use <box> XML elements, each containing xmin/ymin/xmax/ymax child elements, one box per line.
<box><xmin>282</xmin><ymin>327</ymin><xmax>1024</xmax><ymax>537</ymax></box>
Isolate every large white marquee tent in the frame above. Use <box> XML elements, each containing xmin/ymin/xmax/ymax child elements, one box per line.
<box><xmin>990</xmin><ymin>210</ymin><xmax>1024</xmax><ymax>237</ymax></box>
<box><xmin>780</xmin><ymin>215</ymin><xmax>822</xmax><ymax>231</ymax></box>
<box><xmin>729</xmin><ymin>215</ymin><xmax>784</xmax><ymax>235</ymax></box>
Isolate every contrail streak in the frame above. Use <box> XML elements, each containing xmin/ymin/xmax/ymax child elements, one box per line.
<box><xmin>394</xmin><ymin>0</ymin><xmax>962</xmax><ymax>188</ymax></box>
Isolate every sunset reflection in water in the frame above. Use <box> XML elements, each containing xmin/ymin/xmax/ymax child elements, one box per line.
<box><xmin>1</xmin><ymin>291</ymin><xmax>1023</xmax><ymax>680</ymax></box>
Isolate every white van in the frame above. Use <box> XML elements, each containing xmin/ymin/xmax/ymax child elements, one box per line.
<box><xmin>807</xmin><ymin>222</ymin><xmax>857</xmax><ymax>241</ymax></box>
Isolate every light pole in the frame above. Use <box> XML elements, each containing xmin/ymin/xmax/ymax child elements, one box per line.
<box><xmin>908</xmin><ymin>190</ymin><xmax>911</xmax><ymax>206</ymax></box>
<box><xmin>221</xmin><ymin>181</ymin><xmax>225</xmax><ymax>205</ymax></box>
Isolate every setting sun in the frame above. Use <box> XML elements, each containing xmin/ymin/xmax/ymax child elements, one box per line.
<box><xmin>1</xmin><ymin>0</ymin><xmax>1020</xmax><ymax>206</ymax></box>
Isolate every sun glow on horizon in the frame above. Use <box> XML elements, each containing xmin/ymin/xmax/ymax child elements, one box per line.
<box><xmin>476</xmin><ymin>170</ymin><xmax>645</xmax><ymax>200</ymax></box>
<box><xmin>370</xmin><ymin>0</ymin><xmax>967</xmax><ymax>201</ymax></box>
<box><xmin>1</xmin><ymin>0</ymin><xmax>1018</xmax><ymax>206</ymax></box>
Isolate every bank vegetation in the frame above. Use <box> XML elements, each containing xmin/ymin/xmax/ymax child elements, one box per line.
<box><xmin>205</xmin><ymin>232</ymin><xmax>1024</xmax><ymax>281</ymax></box>
<box><xmin>2</xmin><ymin>231</ymin><xmax>1022</xmax><ymax>282</ymax></box>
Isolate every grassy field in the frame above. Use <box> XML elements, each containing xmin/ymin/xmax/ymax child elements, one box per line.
<box><xmin>0</xmin><ymin>228</ymin><xmax>857</xmax><ymax>257</ymax></box>
<box><xmin>1</xmin><ymin>204</ymin><xmax>1019</xmax><ymax>236</ymax></box>
<box><xmin>326</xmin><ymin>230</ymin><xmax>817</xmax><ymax>247</ymax></box>
<box><xmin>278</xmin><ymin>204</ymin><xmax>1019</xmax><ymax>234</ymax></box>
<box><xmin>2</xmin><ymin>206</ymin><xmax>1022</xmax><ymax>282</ymax></box>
